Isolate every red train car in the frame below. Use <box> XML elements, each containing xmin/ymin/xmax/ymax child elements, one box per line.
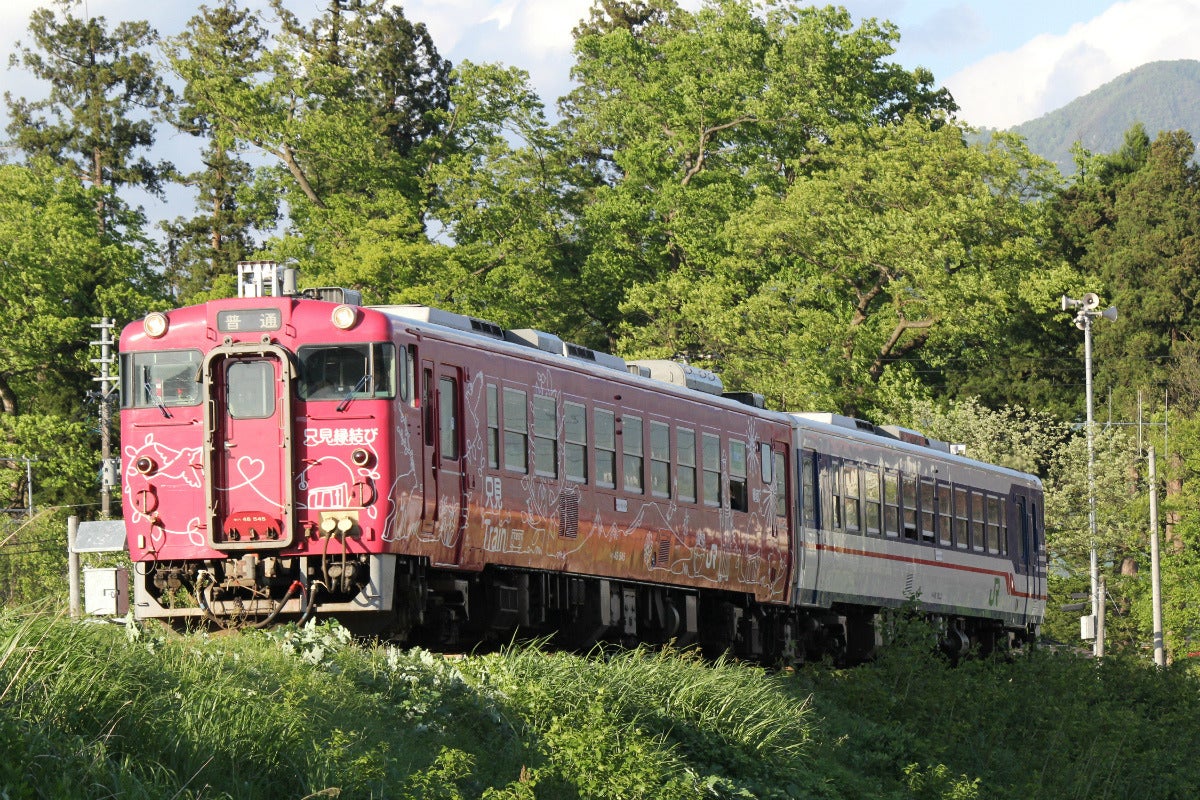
<box><xmin>119</xmin><ymin>262</ymin><xmax>1043</xmax><ymax>661</ymax></box>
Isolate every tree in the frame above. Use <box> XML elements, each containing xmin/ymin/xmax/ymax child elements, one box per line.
<box><xmin>1092</xmin><ymin>130</ymin><xmax>1200</xmax><ymax>412</ymax></box>
<box><xmin>420</xmin><ymin>61</ymin><xmax>593</xmax><ymax>338</ymax></box>
<box><xmin>619</xmin><ymin>120</ymin><xmax>1068</xmax><ymax>417</ymax></box>
<box><xmin>0</xmin><ymin>160</ymin><xmax>157</xmax><ymax>516</ymax></box>
<box><xmin>560</xmin><ymin>0</ymin><xmax>958</xmax><ymax>350</ymax></box>
<box><xmin>0</xmin><ymin>161</ymin><xmax>154</xmax><ymax>415</ymax></box>
<box><xmin>162</xmin><ymin>1</ymin><xmax>279</xmax><ymax>302</ymax></box>
<box><xmin>5</xmin><ymin>0</ymin><xmax>173</xmax><ymax>235</ymax></box>
<box><xmin>166</xmin><ymin>0</ymin><xmax>453</xmax><ymax>295</ymax></box>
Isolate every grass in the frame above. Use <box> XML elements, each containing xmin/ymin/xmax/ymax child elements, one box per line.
<box><xmin>0</xmin><ymin>606</ymin><xmax>1198</xmax><ymax>798</ymax></box>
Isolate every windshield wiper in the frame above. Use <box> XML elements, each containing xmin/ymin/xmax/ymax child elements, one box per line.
<box><xmin>145</xmin><ymin>381</ymin><xmax>171</xmax><ymax>418</ymax></box>
<box><xmin>336</xmin><ymin>373</ymin><xmax>372</xmax><ymax>413</ymax></box>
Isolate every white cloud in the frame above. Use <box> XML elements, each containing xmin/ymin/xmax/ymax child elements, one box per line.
<box><xmin>946</xmin><ymin>0</ymin><xmax>1200</xmax><ymax>128</ymax></box>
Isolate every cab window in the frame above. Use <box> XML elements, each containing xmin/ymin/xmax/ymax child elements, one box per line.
<box><xmin>121</xmin><ymin>350</ymin><xmax>203</xmax><ymax>408</ymax></box>
<box><xmin>297</xmin><ymin>343</ymin><xmax>397</xmax><ymax>401</ymax></box>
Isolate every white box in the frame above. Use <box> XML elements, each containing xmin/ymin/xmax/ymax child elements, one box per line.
<box><xmin>84</xmin><ymin>567</ymin><xmax>129</xmax><ymax>616</ymax></box>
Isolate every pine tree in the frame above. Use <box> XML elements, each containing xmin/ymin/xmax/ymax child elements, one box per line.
<box><xmin>5</xmin><ymin>0</ymin><xmax>173</xmax><ymax>235</ymax></box>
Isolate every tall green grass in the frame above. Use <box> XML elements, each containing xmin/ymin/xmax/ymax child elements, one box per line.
<box><xmin>1</xmin><ymin>606</ymin><xmax>1197</xmax><ymax>799</ymax></box>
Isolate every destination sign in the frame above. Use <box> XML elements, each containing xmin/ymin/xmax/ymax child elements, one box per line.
<box><xmin>217</xmin><ymin>309</ymin><xmax>282</xmax><ymax>332</ymax></box>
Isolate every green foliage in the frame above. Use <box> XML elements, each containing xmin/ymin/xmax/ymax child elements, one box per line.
<box><xmin>8</xmin><ymin>611</ymin><xmax>1200</xmax><ymax>799</ymax></box>
<box><xmin>0</xmin><ymin>160</ymin><xmax>156</xmax><ymax>416</ymax></box>
<box><xmin>163</xmin><ymin>0</ymin><xmax>455</xmax><ymax>301</ymax></box>
<box><xmin>796</xmin><ymin>620</ymin><xmax>1200</xmax><ymax>800</ymax></box>
<box><xmin>619</xmin><ymin>116</ymin><xmax>1065</xmax><ymax>416</ymax></box>
<box><xmin>1055</xmin><ymin>124</ymin><xmax>1200</xmax><ymax>417</ymax></box>
<box><xmin>160</xmin><ymin>1</ymin><xmax>280</xmax><ymax>302</ymax></box>
<box><xmin>903</xmin><ymin>763</ymin><xmax>980</xmax><ymax>800</ymax></box>
<box><xmin>469</xmin><ymin>644</ymin><xmax>815</xmax><ymax>796</ymax></box>
<box><xmin>895</xmin><ymin>396</ymin><xmax>1070</xmax><ymax>475</ymax></box>
<box><xmin>565</xmin><ymin>1</ymin><xmax>965</xmax><ymax>366</ymax></box>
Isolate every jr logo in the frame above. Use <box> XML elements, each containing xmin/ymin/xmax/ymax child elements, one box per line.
<box><xmin>988</xmin><ymin>577</ymin><xmax>1002</xmax><ymax>607</ymax></box>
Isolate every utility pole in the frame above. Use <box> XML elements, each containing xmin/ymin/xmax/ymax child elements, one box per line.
<box><xmin>91</xmin><ymin>318</ymin><xmax>117</xmax><ymax>518</ymax></box>
<box><xmin>1149</xmin><ymin>446</ymin><xmax>1165</xmax><ymax>667</ymax></box>
<box><xmin>1062</xmin><ymin>293</ymin><xmax>1117</xmax><ymax>658</ymax></box>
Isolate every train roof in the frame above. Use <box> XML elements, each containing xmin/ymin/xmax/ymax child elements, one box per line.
<box><xmin>373</xmin><ymin>304</ymin><xmax>1041</xmax><ymax>487</ymax></box>
<box><xmin>788</xmin><ymin>411</ymin><xmax>1042</xmax><ymax>486</ymax></box>
<box><xmin>373</xmin><ymin>304</ymin><xmax>774</xmax><ymax>415</ymax></box>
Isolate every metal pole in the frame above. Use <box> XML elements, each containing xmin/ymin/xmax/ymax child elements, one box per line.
<box><xmin>1149</xmin><ymin>447</ymin><xmax>1165</xmax><ymax>666</ymax></box>
<box><xmin>1084</xmin><ymin>315</ymin><xmax>1104</xmax><ymax>657</ymax></box>
<box><xmin>68</xmin><ymin>515</ymin><xmax>81</xmax><ymax>619</ymax></box>
<box><xmin>91</xmin><ymin>318</ymin><xmax>115</xmax><ymax>518</ymax></box>
<box><xmin>24</xmin><ymin>457</ymin><xmax>32</xmax><ymax>519</ymax></box>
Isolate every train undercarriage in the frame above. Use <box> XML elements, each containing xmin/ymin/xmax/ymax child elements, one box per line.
<box><xmin>133</xmin><ymin>552</ymin><xmax>1032</xmax><ymax>665</ymax></box>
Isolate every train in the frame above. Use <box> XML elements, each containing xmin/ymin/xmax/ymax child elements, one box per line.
<box><xmin>118</xmin><ymin>261</ymin><xmax>1045</xmax><ymax>663</ymax></box>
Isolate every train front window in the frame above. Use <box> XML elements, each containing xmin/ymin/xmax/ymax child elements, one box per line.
<box><xmin>227</xmin><ymin>360</ymin><xmax>275</xmax><ymax>419</ymax></box>
<box><xmin>297</xmin><ymin>343</ymin><xmax>396</xmax><ymax>401</ymax></box>
<box><xmin>122</xmin><ymin>350</ymin><xmax>202</xmax><ymax>409</ymax></box>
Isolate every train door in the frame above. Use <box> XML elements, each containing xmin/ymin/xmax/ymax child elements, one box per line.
<box><xmin>420</xmin><ymin>360</ymin><xmax>467</xmax><ymax>559</ymax></box>
<box><xmin>1013</xmin><ymin>491</ymin><xmax>1038</xmax><ymax>620</ymax></box>
<box><xmin>767</xmin><ymin>441</ymin><xmax>792</xmax><ymax>596</ymax></box>
<box><xmin>795</xmin><ymin>448</ymin><xmax>821</xmax><ymax>604</ymax></box>
<box><xmin>202</xmin><ymin>343</ymin><xmax>295</xmax><ymax>548</ymax></box>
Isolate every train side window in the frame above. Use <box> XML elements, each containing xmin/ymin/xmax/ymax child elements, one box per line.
<box><xmin>954</xmin><ymin>486</ymin><xmax>969</xmax><ymax>548</ymax></box>
<box><xmin>439</xmin><ymin>376</ymin><xmax>459</xmax><ymax>459</ymax></box>
<box><xmin>650</xmin><ymin>421</ymin><xmax>671</xmax><ymax>498</ymax></box>
<box><xmin>564</xmin><ymin>401</ymin><xmax>587</xmax><ymax>483</ymax></box>
<box><xmin>919</xmin><ymin>479</ymin><xmax>936</xmax><ymax>543</ymax></box>
<box><xmin>123</xmin><ymin>350</ymin><xmax>203</xmax><ymax>409</ymax></box>
<box><xmin>773</xmin><ymin>451</ymin><xmax>787</xmax><ymax>519</ymax></box>
<box><xmin>533</xmin><ymin>394</ymin><xmax>558</xmax><ymax>478</ymax></box>
<box><xmin>901</xmin><ymin>475</ymin><xmax>918</xmax><ymax>541</ymax></box>
<box><xmin>761</xmin><ymin>444</ymin><xmax>773</xmax><ymax>484</ymax></box>
<box><xmin>422</xmin><ymin>367</ymin><xmax>435</xmax><ymax>447</ymax></box>
<box><xmin>1032</xmin><ymin>501</ymin><xmax>1042</xmax><ymax>554</ymax></box>
<box><xmin>971</xmin><ymin>491</ymin><xmax>985</xmax><ymax>551</ymax></box>
<box><xmin>986</xmin><ymin>494</ymin><xmax>1002</xmax><ymax>553</ymax></box>
<box><xmin>595</xmin><ymin>409</ymin><xmax>616</xmax><ymax>488</ymax></box>
<box><xmin>825</xmin><ymin>458</ymin><xmax>842</xmax><ymax>531</ymax></box>
<box><xmin>883</xmin><ymin>471</ymin><xmax>900</xmax><ymax>538</ymax></box>
<box><xmin>863</xmin><ymin>468</ymin><xmax>882</xmax><ymax>536</ymax></box>
<box><xmin>677</xmin><ymin>428</ymin><xmax>697</xmax><ymax>503</ymax></box>
<box><xmin>729</xmin><ymin>439</ymin><xmax>748</xmax><ymax>512</ymax></box>
<box><xmin>843</xmin><ymin>464</ymin><xmax>860</xmax><ymax>533</ymax></box>
<box><xmin>1017</xmin><ymin>495</ymin><xmax>1030</xmax><ymax>565</ymax></box>
<box><xmin>623</xmin><ymin>414</ymin><xmax>644</xmax><ymax>493</ymax></box>
<box><xmin>1001</xmin><ymin>498</ymin><xmax>1010</xmax><ymax>556</ymax></box>
<box><xmin>702</xmin><ymin>433</ymin><xmax>722</xmax><ymax>507</ymax></box>
<box><xmin>486</xmin><ymin>385</ymin><xmax>500</xmax><ymax>468</ymax></box>
<box><xmin>801</xmin><ymin>452</ymin><xmax>817</xmax><ymax>527</ymax></box>
<box><xmin>400</xmin><ymin>345</ymin><xmax>413</xmax><ymax>402</ymax></box>
<box><xmin>503</xmin><ymin>387</ymin><xmax>528</xmax><ymax>473</ymax></box>
<box><xmin>937</xmin><ymin>483</ymin><xmax>953</xmax><ymax>547</ymax></box>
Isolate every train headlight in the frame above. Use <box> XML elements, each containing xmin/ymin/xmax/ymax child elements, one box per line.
<box><xmin>144</xmin><ymin>312</ymin><xmax>169</xmax><ymax>338</ymax></box>
<box><xmin>134</xmin><ymin>456</ymin><xmax>156</xmax><ymax>475</ymax></box>
<box><xmin>351</xmin><ymin>448</ymin><xmax>372</xmax><ymax>467</ymax></box>
<box><xmin>331</xmin><ymin>304</ymin><xmax>358</xmax><ymax>330</ymax></box>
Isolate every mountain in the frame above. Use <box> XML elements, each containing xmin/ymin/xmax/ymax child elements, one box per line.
<box><xmin>1005</xmin><ymin>59</ymin><xmax>1200</xmax><ymax>174</ymax></box>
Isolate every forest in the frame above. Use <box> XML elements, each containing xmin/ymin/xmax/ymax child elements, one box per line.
<box><xmin>1</xmin><ymin>0</ymin><xmax>1199</xmax><ymax>662</ymax></box>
